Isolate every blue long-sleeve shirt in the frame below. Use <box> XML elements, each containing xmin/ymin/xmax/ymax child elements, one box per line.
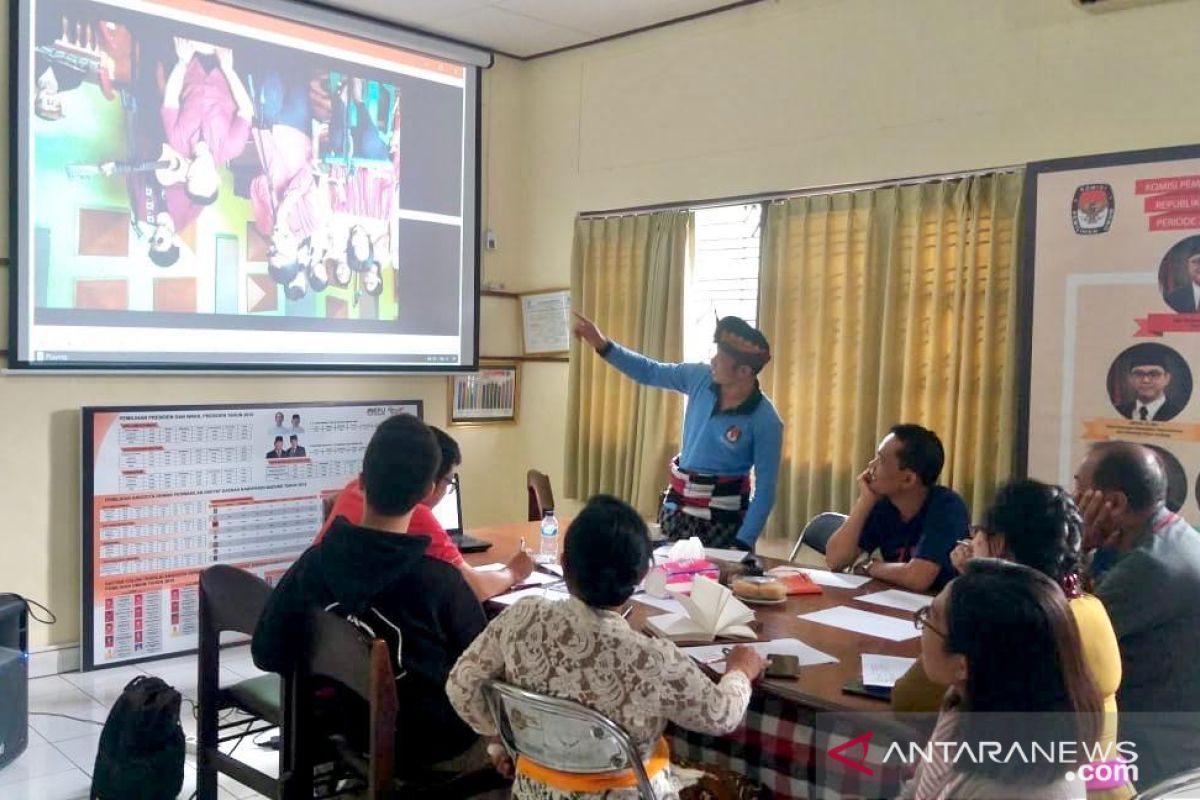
<box><xmin>602</xmin><ymin>342</ymin><xmax>783</xmax><ymax>547</ymax></box>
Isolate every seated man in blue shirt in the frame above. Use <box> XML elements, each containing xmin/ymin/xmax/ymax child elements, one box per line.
<box><xmin>573</xmin><ymin>313</ymin><xmax>783</xmax><ymax>551</ymax></box>
<box><xmin>824</xmin><ymin>424</ymin><xmax>966</xmax><ymax>592</ymax></box>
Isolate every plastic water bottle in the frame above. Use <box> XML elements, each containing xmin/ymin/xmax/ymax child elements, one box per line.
<box><xmin>538</xmin><ymin>508</ymin><xmax>559</xmax><ymax>563</ymax></box>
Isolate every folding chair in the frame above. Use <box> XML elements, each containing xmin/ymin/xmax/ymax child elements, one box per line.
<box><xmin>483</xmin><ymin>680</ymin><xmax>656</xmax><ymax>800</ymax></box>
<box><xmin>788</xmin><ymin>512</ymin><xmax>848</xmax><ymax>561</ymax></box>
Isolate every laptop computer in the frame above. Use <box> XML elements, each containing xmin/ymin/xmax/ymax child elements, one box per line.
<box><xmin>432</xmin><ymin>476</ymin><xmax>492</xmax><ymax>553</ymax></box>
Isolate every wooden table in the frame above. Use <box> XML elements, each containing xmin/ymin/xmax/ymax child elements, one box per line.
<box><xmin>464</xmin><ymin>520</ymin><xmax>923</xmax><ymax>712</ymax></box>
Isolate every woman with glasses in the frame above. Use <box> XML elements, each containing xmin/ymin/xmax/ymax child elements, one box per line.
<box><xmin>894</xmin><ymin>479</ymin><xmax>1131</xmax><ymax>800</ymax></box>
<box><xmin>902</xmin><ymin>559</ymin><xmax>1103</xmax><ymax>799</ymax></box>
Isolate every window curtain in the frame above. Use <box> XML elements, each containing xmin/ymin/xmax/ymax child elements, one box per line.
<box><xmin>565</xmin><ymin>211</ymin><xmax>692</xmax><ymax>516</ymax></box>
<box><xmin>757</xmin><ymin>171</ymin><xmax>1025</xmax><ymax>541</ymax></box>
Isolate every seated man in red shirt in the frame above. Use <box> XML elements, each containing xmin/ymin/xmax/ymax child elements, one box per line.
<box><xmin>318</xmin><ymin>427</ymin><xmax>534</xmax><ymax>599</ymax></box>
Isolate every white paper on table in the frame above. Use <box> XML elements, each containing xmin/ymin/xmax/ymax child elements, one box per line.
<box><xmin>681</xmin><ymin>638</ymin><xmax>839</xmax><ymax>674</ymax></box>
<box><xmin>540</xmin><ymin>563</ymin><xmax>564</xmax><ymax>576</ymax></box>
<box><xmin>630</xmin><ymin>593</ymin><xmax>686</xmax><ymax>616</ymax></box>
<box><xmin>855</xmin><ymin>589</ymin><xmax>932</xmax><ymax>614</ymax></box>
<box><xmin>515</xmin><ymin>571</ymin><xmax>563</xmax><ymax>587</ymax></box>
<box><xmin>704</xmin><ymin>548</ymin><xmax>754</xmax><ymax>564</ymax></box>
<box><xmin>861</xmin><ymin>654</ymin><xmax>917</xmax><ymax>688</ymax></box>
<box><xmin>797</xmin><ymin>606</ymin><xmax>920</xmax><ymax>642</ymax></box>
<box><xmin>491</xmin><ymin>586</ymin><xmax>571</xmax><ymax>607</ymax></box>
<box><xmin>475</xmin><ymin>563</ymin><xmax>506</xmax><ymax>572</ymax></box>
<box><xmin>767</xmin><ymin>566</ymin><xmax>872</xmax><ymax>589</ymax></box>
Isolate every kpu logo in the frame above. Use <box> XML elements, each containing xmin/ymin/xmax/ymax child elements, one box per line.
<box><xmin>1072</xmin><ymin>183</ymin><xmax>1115</xmax><ymax>234</ymax></box>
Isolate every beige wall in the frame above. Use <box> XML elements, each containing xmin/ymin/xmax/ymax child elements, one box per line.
<box><xmin>9</xmin><ymin>0</ymin><xmax>1200</xmax><ymax>650</ymax></box>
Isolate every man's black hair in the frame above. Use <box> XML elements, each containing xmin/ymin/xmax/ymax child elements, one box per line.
<box><xmin>362</xmin><ymin>414</ymin><xmax>439</xmax><ymax>516</ymax></box>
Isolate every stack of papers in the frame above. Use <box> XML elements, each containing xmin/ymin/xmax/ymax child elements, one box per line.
<box><xmin>861</xmin><ymin>654</ymin><xmax>917</xmax><ymax>688</ymax></box>
<box><xmin>682</xmin><ymin>638</ymin><xmax>839</xmax><ymax>674</ymax></box>
<box><xmin>491</xmin><ymin>585</ymin><xmax>570</xmax><ymax>606</ymax></box>
<box><xmin>797</xmin><ymin>606</ymin><xmax>920</xmax><ymax>641</ymax></box>
<box><xmin>855</xmin><ymin>589</ymin><xmax>931</xmax><ymax>614</ymax></box>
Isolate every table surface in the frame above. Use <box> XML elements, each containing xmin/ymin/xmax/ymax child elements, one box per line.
<box><xmin>465</xmin><ymin>520</ymin><xmax>925</xmax><ymax>713</ymax></box>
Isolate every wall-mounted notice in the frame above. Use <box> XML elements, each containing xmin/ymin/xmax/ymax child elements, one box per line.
<box><xmin>520</xmin><ymin>289</ymin><xmax>571</xmax><ymax>355</ymax></box>
<box><xmin>1025</xmin><ymin>145</ymin><xmax>1200</xmax><ymax>517</ymax></box>
<box><xmin>82</xmin><ymin>399</ymin><xmax>421</xmax><ymax>670</ymax></box>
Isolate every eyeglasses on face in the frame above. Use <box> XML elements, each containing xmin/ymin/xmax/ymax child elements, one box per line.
<box><xmin>1130</xmin><ymin>368</ymin><xmax>1166</xmax><ymax>380</ymax></box>
<box><xmin>913</xmin><ymin>605</ymin><xmax>945</xmax><ymax>638</ymax></box>
<box><xmin>439</xmin><ymin>474</ymin><xmax>459</xmax><ymax>495</ymax></box>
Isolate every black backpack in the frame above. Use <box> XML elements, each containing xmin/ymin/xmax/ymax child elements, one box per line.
<box><xmin>91</xmin><ymin>675</ymin><xmax>186</xmax><ymax>800</ymax></box>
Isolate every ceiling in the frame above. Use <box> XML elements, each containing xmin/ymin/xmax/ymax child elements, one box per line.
<box><xmin>323</xmin><ymin>0</ymin><xmax>760</xmax><ymax>59</ymax></box>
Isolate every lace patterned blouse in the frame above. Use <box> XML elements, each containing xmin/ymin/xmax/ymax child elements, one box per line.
<box><xmin>446</xmin><ymin>595</ymin><xmax>754</xmax><ymax>799</ymax></box>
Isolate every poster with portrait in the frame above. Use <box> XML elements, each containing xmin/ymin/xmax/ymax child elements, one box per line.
<box><xmin>1026</xmin><ymin>145</ymin><xmax>1200</xmax><ymax>519</ymax></box>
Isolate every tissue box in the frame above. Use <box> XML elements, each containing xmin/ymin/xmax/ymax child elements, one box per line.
<box><xmin>646</xmin><ymin>559</ymin><xmax>720</xmax><ymax>595</ymax></box>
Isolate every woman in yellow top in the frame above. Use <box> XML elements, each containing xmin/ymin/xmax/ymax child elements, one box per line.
<box><xmin>891</xmin><ymin>479</ymin><xmax>1132</xmax><ymax>800</ymax></box>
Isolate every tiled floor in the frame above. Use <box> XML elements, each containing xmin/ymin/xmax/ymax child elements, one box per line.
<box><xmin>3</xmin><ymin>645</ymin><xmax>277</xmax><ymax>800</ymax></box>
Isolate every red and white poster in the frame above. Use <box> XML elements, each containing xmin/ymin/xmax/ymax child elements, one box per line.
<box><xmin>82</xmin><ymin>399</ymin><xmax>421</xmax><ymax>670</ymax></box>
<box><xmin>1026</xmin><ymin>145</ymin><xmax>1200</xmax><ymax>518</ymax></box>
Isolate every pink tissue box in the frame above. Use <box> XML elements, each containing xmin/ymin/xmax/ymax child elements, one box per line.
<box><xmin>650</xmin><ymin>559</ymin><xmax>720</xmax><ymax>593</ymax></box>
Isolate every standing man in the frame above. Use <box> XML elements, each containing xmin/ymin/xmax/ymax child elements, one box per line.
<box><xmin>573</xmin><ymin>313</ymin><xmax>782</xmax><ymax>551</ymax></box>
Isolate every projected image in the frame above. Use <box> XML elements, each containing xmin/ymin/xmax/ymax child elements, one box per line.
<box><xmin>16</xmin><ymin>0</ymin><xmax>477</xmax><ymax>368</ymax></box>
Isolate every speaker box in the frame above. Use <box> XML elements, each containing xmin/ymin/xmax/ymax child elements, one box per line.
<box><xmin>0</xmin><ymin>595</ymin><xmax>29</xmax><ymax>771</ymax></box>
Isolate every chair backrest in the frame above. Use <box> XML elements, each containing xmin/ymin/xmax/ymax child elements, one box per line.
<box><xmin>527</xmin><ymin>470</ymin><xmax>556</xmax><ymax>522</ymax></box>
<box><xmin>788</xmin><ymin>512</ymin><xmax>848</xmax><ymax>561</ymax></box>
<box><xmin>199</xmin><ymin>564</ymin><xmax>272</xmax><ymax>637</ymax></box>
<box><xmin>322</xmin><ymin>496</ymin><xmax>336</xmax><ymax>525</ymax></box>
<box><xmin>483</xmin><ymin>681</ymin><xmax>654</xmax><ymax>800</ymax></box>
<box><xmin>1133</xmin><ymin>767</ymin><xmax>1200</xmax><ymax>799</ymax></box>
<box><xmin>303</xmin><ymin>609</ymin><xmax>396</xmax><ymax>798</ymax></box>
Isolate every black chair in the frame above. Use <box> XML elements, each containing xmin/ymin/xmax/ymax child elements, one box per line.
<box><xmin>788</xmin><ymin>512</ymin><xmax>848</xmax><ymax>561</ymax></box>
<box><xmin>197</xmin><ymin>565</ymin><xmax>291</xmax><ymax>800</ymax></box>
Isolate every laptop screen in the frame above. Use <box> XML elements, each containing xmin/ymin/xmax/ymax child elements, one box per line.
<box><xmin>431</xmin><ymin>475</ymin><xmax>462</xmax><ymax>536</ymax></box>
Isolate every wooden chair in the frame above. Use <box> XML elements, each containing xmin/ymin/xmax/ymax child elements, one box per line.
<box><xmin>298</xmin><ymin>610</ymin><xmax>503</xmax><ymax>800</ymax></box>
<box><xmin>483</xmin><ymin>680</ymin><xmax>656</xmax><ymax>799</ymax></box>
<box><xmin>301</xmin><ymin>609</ymin><xmax>397</xmax><ymax>799</ymax></box>
<box><xmin>788</xmin><ymin>512</ymin><xmax>848</xmax><ymax>561</ymax></box>
<box><xmin>196</xmin><ymin>565</ymin><xmax>292</xmax><ymax>800</ymax></box>
<box><xmin>527</xmin><ymin>470</ymin><xmax>556</xmax><ymax>521</ymax></box>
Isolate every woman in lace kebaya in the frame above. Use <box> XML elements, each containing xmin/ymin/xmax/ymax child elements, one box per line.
<box><xmin>446</xmin><ymin>495</ymin><xmax>766</xmax><ymax>800</ymax></box>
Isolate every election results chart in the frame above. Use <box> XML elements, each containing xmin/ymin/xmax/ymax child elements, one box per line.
<box><xmin>81</xmin><ymin>400</ymin><xmax>421</xmax><ymax>670</ymax></box>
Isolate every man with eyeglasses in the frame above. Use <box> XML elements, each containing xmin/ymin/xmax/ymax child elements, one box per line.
<box><xmin>1114</xmin><ymin>349</ymin><xmax>1183</xmax><ymax>422</ymax></box>
<box><xmin>1164</xmin><ymin>239</ymin><xmax>1200</xmax><ymax>314</ymax></box>
<box><xmin>824</xmin><ymin>424</ymin><xmax>967</xmax><ymax>593</ymax></box>
<box><xmin>317</xmin><ymin>424</ymin><xmax>535</xmax><ymax>599</ymax></box>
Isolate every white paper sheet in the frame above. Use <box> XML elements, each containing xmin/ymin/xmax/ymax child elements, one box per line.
<box><xmin>704</xmin><ymin>548</ymin><xmax>754</xmax><ymax>563</ymax></box>
<box><xmin>515</xmin><ymin>572</ymin><xmax>563</xmax><ymax>588</ymax></box>
<box><xmin>681</xmin><ymin>638</ymin><xmax>839</xmax><ymax>674</ymax></box>
<box><xmin>797</xmin><ymin>606</ymin><xmax>920</xmax><ymax>641</ymax></box>
<box><xmin>855</xmin><ymin>589</ymin><xmax>932</xmax><ymax>614</ymax></box>
<box><xmin>540</xmin><ymin>563</ymin><xmax>564</xmax><ymax>576</ymax></box>
<box><xmin>491</xmin><ymin>586</ymin><xmax>571</xmax><ymax>606</ymax></box>
<box><xmin>475</xmin><ymin>563</ymin><xmax>506</xmax><ymax>572</ymax></box>
<box><xmin>767</xmin><ymin>566</ymin><xmax>872</xmax><ymax>589</ymax></box>
<box><xmin>861</xmin><ymin>654</ymin><xmax>917</xmax><ymax>687</ymax></box>
<box><xmin>630</xmin><ymin>593</ymin><xmax>687</xmax><ymax>615</ymax></box>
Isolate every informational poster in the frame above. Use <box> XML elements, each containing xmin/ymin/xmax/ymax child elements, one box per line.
<box><xmin>82</xmin><ymin>399</ymin><xmax>421</xmax><ymax>670</ymax></box>
<box><xmin>520</xmin><ymin>289</ymin><xmax>571</xmax><ymax>354</ymax></box>
<box><xmin>1026</xmin><ymin>145</ymin><xmax>1200</xmax><ymax>518</ymax></box>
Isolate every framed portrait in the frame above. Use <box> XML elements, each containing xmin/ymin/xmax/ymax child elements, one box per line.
<box><xmin>448</xmin><ymin>362</ymin><xmax>520</xmax><ymax>425</ymax></box>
